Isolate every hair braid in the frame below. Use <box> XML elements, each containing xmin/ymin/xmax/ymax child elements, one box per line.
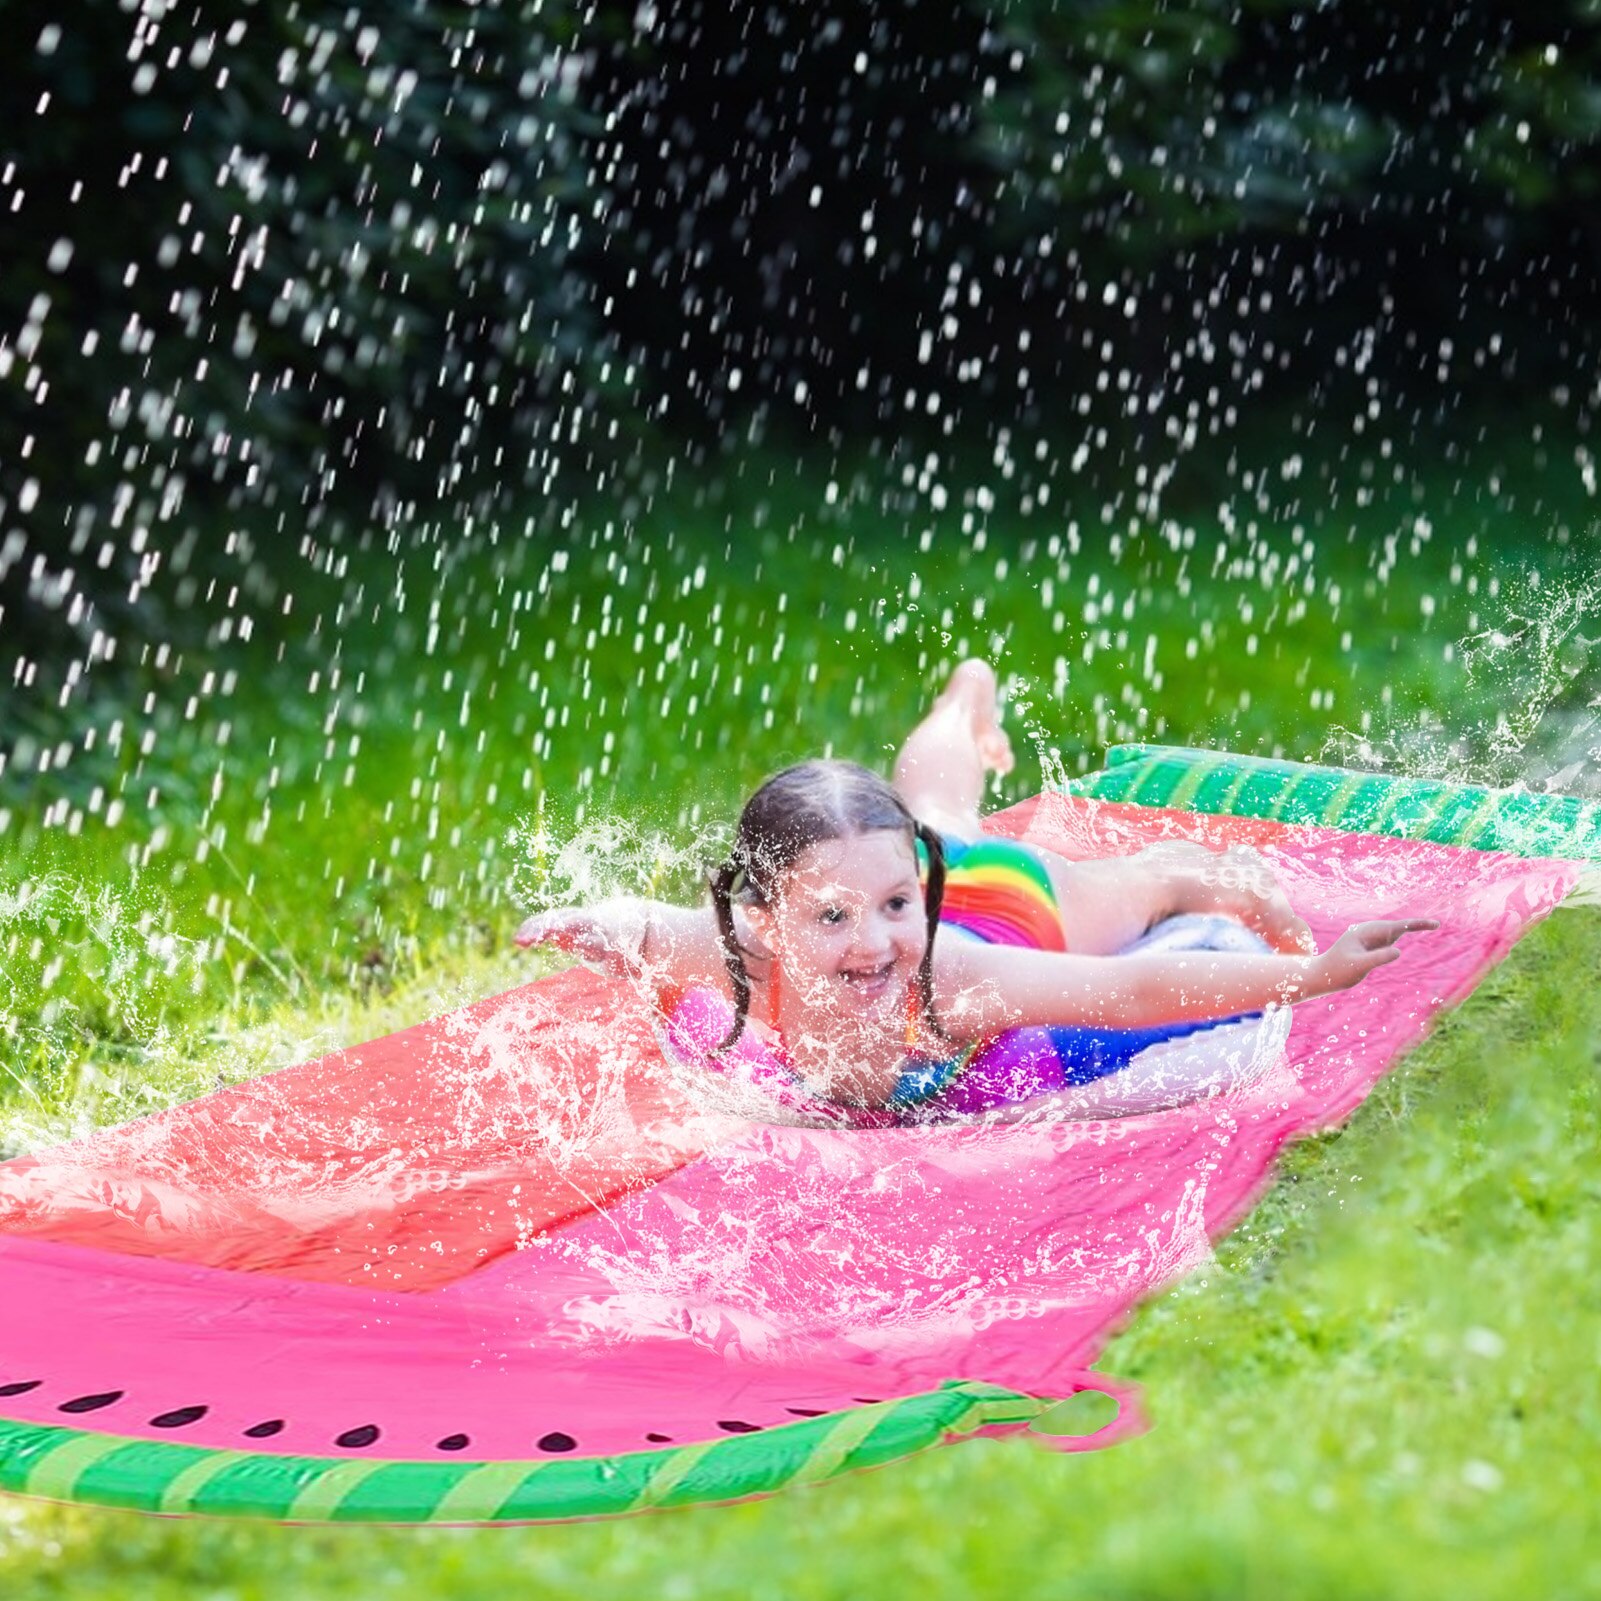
<box><xmin>913</xmin><ymin>820</ymin><xmax>950</xmax><ymax>1043</ymax></box>
<box><xmin>708</xmin><ymin>858</ymin><xmax>752</xmax><ymax>1051</ymax></box>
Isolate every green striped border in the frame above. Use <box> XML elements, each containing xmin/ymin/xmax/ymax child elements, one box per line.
<box><xmin>0</xmin><ymin>1381</ymin><xmax>1057</xmax><ymax>1525</ymax></box>
<box><xmin>1068</xmin><ymin>746</ymin><xmax>1601</xmax><ymax>860</ymax></box>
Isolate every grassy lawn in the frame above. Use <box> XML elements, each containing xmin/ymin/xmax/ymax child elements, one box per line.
<box><xmin>1</xmin><ymin>422</ymin><xmax>1597</xmax><ymax>1596</ymax></box>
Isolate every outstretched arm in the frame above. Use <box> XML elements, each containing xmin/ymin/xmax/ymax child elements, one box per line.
<box><xmin>934</xmin><ymin>918</ymin><xmax>1438</xmax><ymax>1038</ymax></box>
<box><xmin>515</xmin><ymin>899</ymin><xmax>733</xmax><ymax>992</ymax></box>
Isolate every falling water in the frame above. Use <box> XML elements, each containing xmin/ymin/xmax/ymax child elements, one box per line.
<box><xmin>0</xmin><ymin>2</ymin><xmax>1596</xmax><ymax>1352</ymax></box>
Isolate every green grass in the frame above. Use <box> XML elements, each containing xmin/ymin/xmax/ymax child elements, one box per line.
<box><xmin>1</xmin><ymin>424</ymin><xmax>1598</xmax><ymax>1596</ymax></box>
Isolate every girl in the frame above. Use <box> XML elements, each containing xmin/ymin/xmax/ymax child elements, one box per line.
<box><xmin>516</xmin><ymin>661</ymin><xmax>1434</xmax><ymax>1127</ymax></box>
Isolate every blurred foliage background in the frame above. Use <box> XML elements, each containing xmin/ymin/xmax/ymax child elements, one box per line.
<box><xmin>4</xmin><ymin>0</ymin><xmax>1601</xmax><ymax>707</ymax></box>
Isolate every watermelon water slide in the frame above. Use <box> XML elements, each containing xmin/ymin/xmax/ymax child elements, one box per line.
<box><xmin>0</xmin><ymin>748</ymin><xmax>1595</xmax><ymax>1525</ymax></box>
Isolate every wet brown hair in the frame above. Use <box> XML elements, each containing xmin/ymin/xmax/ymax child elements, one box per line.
<box><xmin>707</xmin><ymin>759</ymin><xmax>947</xmax><ymax>1051</ymax></box>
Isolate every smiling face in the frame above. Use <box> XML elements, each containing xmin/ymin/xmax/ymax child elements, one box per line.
<box><xmin>745</xmin><ymin>829</ymin><xmax>927</xmax><ymax>1027</ymax></box>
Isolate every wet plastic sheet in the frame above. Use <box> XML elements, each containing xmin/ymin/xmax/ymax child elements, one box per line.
<box><xmin>0</xmin><ymin>788</ymin><xmax>1583</xmax><ymax>1522</ymax></box>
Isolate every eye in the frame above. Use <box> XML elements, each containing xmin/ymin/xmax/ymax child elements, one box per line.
<box><xmin>819</xmin><ymin>906</ymin><xmax>846</xmax><ymax>925</ymax></box>
<box><xmin>887</xmin><ymin>895</ymin><xmax>912</xmax><ymax>912</ymax></box>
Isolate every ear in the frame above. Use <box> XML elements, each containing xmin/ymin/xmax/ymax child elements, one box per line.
<box><xmin>742</xmin><ymin>901</ymin><xmax>777</xmax><ymax>952</ymax></box>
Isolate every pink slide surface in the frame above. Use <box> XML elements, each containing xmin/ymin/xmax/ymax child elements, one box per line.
<box><xmin>0</xmin><ymin>796</ymin><xmax>1580</xmax><ymax>1461</ymax></box>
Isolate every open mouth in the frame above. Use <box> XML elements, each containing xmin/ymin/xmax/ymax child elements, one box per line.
<box><xmin>839</xmin><ymin>962</ymin><xmax>896</xmax><ymax>996</ymax></box>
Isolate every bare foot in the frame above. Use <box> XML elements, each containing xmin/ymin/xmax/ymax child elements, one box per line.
<box><xmin>939</xmin><ymin>660</ymin><xmax>1015</xmax><ymax>777</ymax></box>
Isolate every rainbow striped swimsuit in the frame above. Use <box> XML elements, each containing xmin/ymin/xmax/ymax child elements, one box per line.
<box><xmin>894</xmin><ymin>833</ymin><xmax>1239</xmax><ymax>1122</ymax></box>
<box><xmin>922</xmin><ymin>834</ymin><xmax>1068</xmax><ymax>953</ymax></box>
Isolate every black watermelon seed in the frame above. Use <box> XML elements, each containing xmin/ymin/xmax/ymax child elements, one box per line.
<box><xmin>784</xmin><ymin>1407</ymin><xmax>827</xmax><ymax>1417</ymax></box>
<box><xmin>150</xmin><ymin>1405</ymin><xmax>208</xmax><ymax>1429</ymax></box>
<box><xmin>336</xmin><ymin>1425</ymin><xmax>381</xmax><ymax>1449</ymax></box>
<box><xmin>716</xmin><ymin>1419</ymin><xmax>762</xmax><ymax>1434</ymax></box>
<box><xmin>436</xmin><ymin>1434</ymin><xmax>470</xmax><ymax>1452</ymax></box>
<box><xmin>0</xmin><ymin>1380</ymin><xmax>42</xmax><ymax>1397</ymax></box>
<box><xmin>58</xmin><ymin>1391</ymin><xmax>124</xmax><ymax>1414</ymax></box>
<box><xmin>536</xmin><ymin>1432</ymin><xmax>577</xmax><ymax>1453</ymax></box>
<box><xmin>852</xmin><ymin>1397</ymin><xmax>882</xmax><ymax>1404</ymax></box>
<box><xmin>645</xmin><ymin>1432</ymin><xmax>672</xmax><ymax>1443</ymax></box>
<box><xmin>243</xmin><ymin>1420</ymin><xmax>285</xmax><ymax>1439</ymax></box>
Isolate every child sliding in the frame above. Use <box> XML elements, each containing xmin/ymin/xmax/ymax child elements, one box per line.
<box><xmin>517</xmin><ymin>662</ymin><xmax>1434</xmax><ymax>1127</ymax></box>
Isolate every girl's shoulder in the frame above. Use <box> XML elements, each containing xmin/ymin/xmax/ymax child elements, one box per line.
<box><xmin>645</xmin><ymin>901</ymin><xmax>768</xmax><ymax>1014</ymax></box>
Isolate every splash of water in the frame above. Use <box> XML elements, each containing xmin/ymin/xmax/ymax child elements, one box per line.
<box><xmin>1323</xmin><ymin>573</ymin><xmax>1601</xmax><ymax>796</ymax></box>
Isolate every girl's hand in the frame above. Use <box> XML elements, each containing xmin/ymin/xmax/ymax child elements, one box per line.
<box><xmin>1307</xmin><ymin>918</ymin><xmax>1440</xmax><ymax>995</ymax></box>
<box><xmin>515</xmin><ymin>900</ymin><xmax>649</xmax><ymax>977</ymax></box>
<box><xmin>1149</xmin><ymin>841</ymin><xmax>1316</xmax><ymax>954</ymax></box>
<box><xmin>1212</xmin><ymin>845</ymin><xmax>1318</xmax><ymax>955</ymax></box>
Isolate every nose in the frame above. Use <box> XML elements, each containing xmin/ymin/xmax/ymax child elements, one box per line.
<box><xmin>847</xmin><ymin>910</ymin><xmax>901</xmax><ymax>964</ymax></box>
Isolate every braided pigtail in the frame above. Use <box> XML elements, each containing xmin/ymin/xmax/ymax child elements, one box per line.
<box><xmin>913</xmin><ymin>820</ymin><xmax>950</xmax><ymax>1042</ymax></box>
<box><xmin>708</xmin><ymin>858</ymin><xmax>752</xmax><ymax>1051</ymax></box>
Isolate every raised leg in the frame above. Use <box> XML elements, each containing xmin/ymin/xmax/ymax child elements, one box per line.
<box><xmin>892</xmin><ymin>660</ymin><xmax>1015</xmax><ymax>838</ymax></box>
<box><xmin>894</xmin><ymin>665</ymin><xmax>1264</xmax><ymax>957</ymax></box>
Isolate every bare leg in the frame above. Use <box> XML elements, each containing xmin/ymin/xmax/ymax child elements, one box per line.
<box><xmin>892</xmin><ymin>660</ymin><xmax>1015</xmax><ymax>837</ymax></box>
<box><xmin>893</xmin><ymin>667</ymin><xmax>1283</xmax><ymax>959</ymax></box>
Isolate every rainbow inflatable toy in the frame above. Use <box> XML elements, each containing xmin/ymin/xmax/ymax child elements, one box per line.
<box><xmin>1</xmin><ymin>747</ymin><xmax>1595</xmax><ymax>1524</ymax></box>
